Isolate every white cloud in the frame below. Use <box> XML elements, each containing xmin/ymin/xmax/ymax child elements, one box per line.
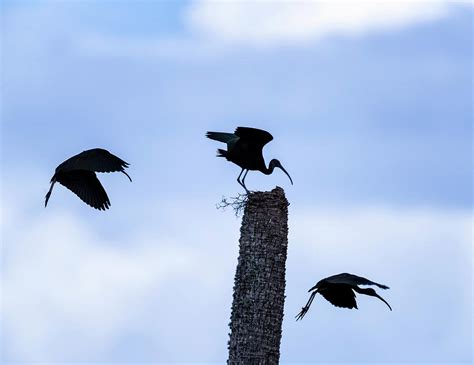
<box><xmin>0</xmin><ymin>182</ymin><xmax>240</xmax><ymax>361</ymax></box>
<box><xmin>283</xmin><ymin>206</ymin><xmax>472</xmax><ymax>362</ymax></box>
<box><xmin>185</xmin><ymin>0</ymin><xmax>463</xmax><ymax>46</ymax></box>
<box><xmin>3</xmin><ymin>0</ymin><xmax>468</xmax><ymax>61</ymax></box>
<box><xmin>2</xmin><ymin>186</ymin><xmax>471</xmax><ymax>362</ymax></box>
<box><xmin>2</xmin><ymin>214</ymin><xmax>197</xmax><ymax>359</ymax></box>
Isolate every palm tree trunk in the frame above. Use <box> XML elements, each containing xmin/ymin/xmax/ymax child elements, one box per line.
<box><xmin>227</xmin><ymin>187</ymin><xmax>289</xmax><ymax>365</ymax></box>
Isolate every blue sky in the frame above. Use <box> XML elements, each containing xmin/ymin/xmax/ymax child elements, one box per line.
<box><xmin>1</xmin><ymin>1</ymin><xmax>472</xmax><ymax>364</ymax></box>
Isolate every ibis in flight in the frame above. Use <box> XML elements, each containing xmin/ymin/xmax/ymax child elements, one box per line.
<box><xmin>45</xmin><ymin>148</ymin><xmax>132</xmax><ymax>210</ymax></box>
<box><xmin>296</xmin><ymin>273</ymin><xmax>392</xmax><ymax>320</ymax></box>
<box><xmin>206</xmin><ymin>127</ymin><xmax>293</xmax><ymax>192</ymax></box>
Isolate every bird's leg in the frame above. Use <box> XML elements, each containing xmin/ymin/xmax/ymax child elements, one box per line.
<box><xmin>241</xmin><ymin>169</ymin><xmax>250</xmax><ymax>194</ymax></box>
<box><xmin>236</xmin><ymin>168</ymin><xmax>244</xmax><ymax>186</ymax></box>
<box><xmin>296</xmin><ymin>291</ymin><xmax>317</xmax><ymax>321</ymax></box>
<box><xmin>237</xmin><ymin>168</ymin><xmax>249</xmax><ymax>193</ymax></box>
<box><xmin>44</xmin><ymin>179</ymin><xmax>56</xmax><ymax>207</ymax></box>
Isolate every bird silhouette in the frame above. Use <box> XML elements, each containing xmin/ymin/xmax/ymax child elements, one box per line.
<box><xmin>296</xmin><ymin>273</ymin><xmax>392</xmax><ymax>320</ymax></box>
<box><xmin>206</xmin><ymin>127</ymin><xmax>293</xmax><ymax>192</ymax></box>
<box><xmin>45</xmin><ymin>148</ymin><xmax>131</xmax><ymax>210</ymax></box>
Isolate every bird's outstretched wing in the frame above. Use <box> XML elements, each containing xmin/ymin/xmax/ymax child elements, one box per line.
<box><xmin>206</xmin><ymin>132</ymin><xmax>240</xmax><ymax>155</ymax></box>
<box><xmin>318</xmin><ymin>286</ymin><xmax>358</xmax><ymax>309</ymax></box>
<box><xmin>56</xmin><ymin>148</ymin><xmax>131</xmax><ymax>181</ymax></box>
<box><xmin>56</xmin><ymin>170</ymin><xmax>111</xmax><ymax>210</ymax></box>
<box><xmin>324</xmin><ymin>273</ymin><xmax>389</xmax><ymax>290</ymax></box>
<box><xmin>234</xmin><ymin>127</ymin><xmax>273</xmax><ymax>147</ymax></box>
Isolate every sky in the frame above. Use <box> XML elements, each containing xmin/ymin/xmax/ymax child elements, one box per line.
<box><xmin>0</xmin><ymin>0</ymin><xmax>472</xmax><ymax>364</ymax></box>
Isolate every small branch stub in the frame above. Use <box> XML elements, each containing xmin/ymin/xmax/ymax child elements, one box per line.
<box><xmin>217</xmin><ymin>193</ymin><xmax>249</xmax><ymax>216</ymax></box>
<box><xmin>227</xmin><ymin>187</ymin><xmax>289</xmax><ymax>365</ymax></box>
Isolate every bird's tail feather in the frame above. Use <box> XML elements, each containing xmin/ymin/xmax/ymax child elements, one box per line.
<box><xmin>217</xmin><ymin>149</ymin><xmax>227</xmax><ymax>158</ymax></box>
<box><xmin>206</xmin><ymin>132</ymin><xmax>235</xmax><ymax>143</ymax></box>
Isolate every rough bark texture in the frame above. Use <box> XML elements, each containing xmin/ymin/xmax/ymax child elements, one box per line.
<box><xmin>228</xmin><ymin>187</ymin><xmax>289</xmax><ymax>365</ymax></box>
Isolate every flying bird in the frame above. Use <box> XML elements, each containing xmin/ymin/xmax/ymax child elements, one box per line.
<box><xmin>206</xmin><ymin>127</ymin><xmax>293</xmax><ymax>192</ymax></box>
<box><xmin>296</xmin><ymin>273</ymin><xmax>392</xmax><ymax>320</ymax></box>
<box><xmin>45</xmin><ymin>148</ymin><xmax>131</xmax><ymax>210</ymax></box>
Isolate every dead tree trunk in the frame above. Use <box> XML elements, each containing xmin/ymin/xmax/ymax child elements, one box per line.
<box><xmin>227</xmin><ymin>187</ymin><xmax>289</xmax><ymax>365</ymax></box>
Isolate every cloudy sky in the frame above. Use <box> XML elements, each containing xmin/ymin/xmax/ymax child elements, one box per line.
<box><xmin>1</xmin><ymin>0</ymin><xmax>472</xmax><ymax>364</ymax></box>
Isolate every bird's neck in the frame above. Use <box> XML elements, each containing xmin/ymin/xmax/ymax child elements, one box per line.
<box><xmin>353</xmin><ymin>287</ymin><xmax>372</xmax><ymax>295</ymax></box>
<box><xmin>261</xmin><ymin>163</ymin><xmax>275</xmax><ymax>175</ymax></box>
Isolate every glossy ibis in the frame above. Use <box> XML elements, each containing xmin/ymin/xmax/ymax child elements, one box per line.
<box><xmin>296</xmin><ymin>273</ymin><xmax>392</xmax><ymax>320</ymax></box>
<box><xmin>206</xmin><ymin>127</ymin><xmax>293</xmax><ymax>192</ymax></box>
<box><xmin>45</xmin><ymin>148</ymin><xmax>131</xmax><ymax>210</ymax></box>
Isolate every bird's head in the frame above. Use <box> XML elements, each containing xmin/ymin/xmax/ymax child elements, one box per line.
<box><xmin>363</xmin><ymin>288</ymin><xmax>377</xmax><ymax>296</ymax></box>
<box><xmin>269</xmin><ymin>159</ymin><xmax>293</xmax><ymax>185</ymax></box>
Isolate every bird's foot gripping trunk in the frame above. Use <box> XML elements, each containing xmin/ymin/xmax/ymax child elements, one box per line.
<box><xmin>227</xmin><ymin>187</ymin><xmax>289</xmax><ymax>365</ymax></box>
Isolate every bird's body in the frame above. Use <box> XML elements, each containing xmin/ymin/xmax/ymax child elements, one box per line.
<box><xmin>45</xmin><ymin>148</ymin><xmax>131</xmax><ymax>210</ymax></box>
<box><xmin>296</xmin><ymin>273</ymin><xmax>391</xmax><ymax>320</ymax></box>
<box><xmin>206</xmin><ymin>127</ymin><xmax>293</xmax><ymax>192</ymax></box>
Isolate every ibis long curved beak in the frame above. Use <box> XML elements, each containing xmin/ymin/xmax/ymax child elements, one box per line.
<box><xmin>278</xmin><ymin>165</ymin><xmax>293</xmax><ymax>185</ymax></box>
<box><xmin>354</xmin><ymin>286</ymin><xmax>392</xmax><ymax>311</ymax></box>
<box><xmin>374</xmin><ymin>292</ymin><xmax>392</xmax><ymax>311</ymax></box>
<box><xmin>122</xmin><ymin>170</ymin><xmax>132</xmax><ymax>182</ymax></box>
